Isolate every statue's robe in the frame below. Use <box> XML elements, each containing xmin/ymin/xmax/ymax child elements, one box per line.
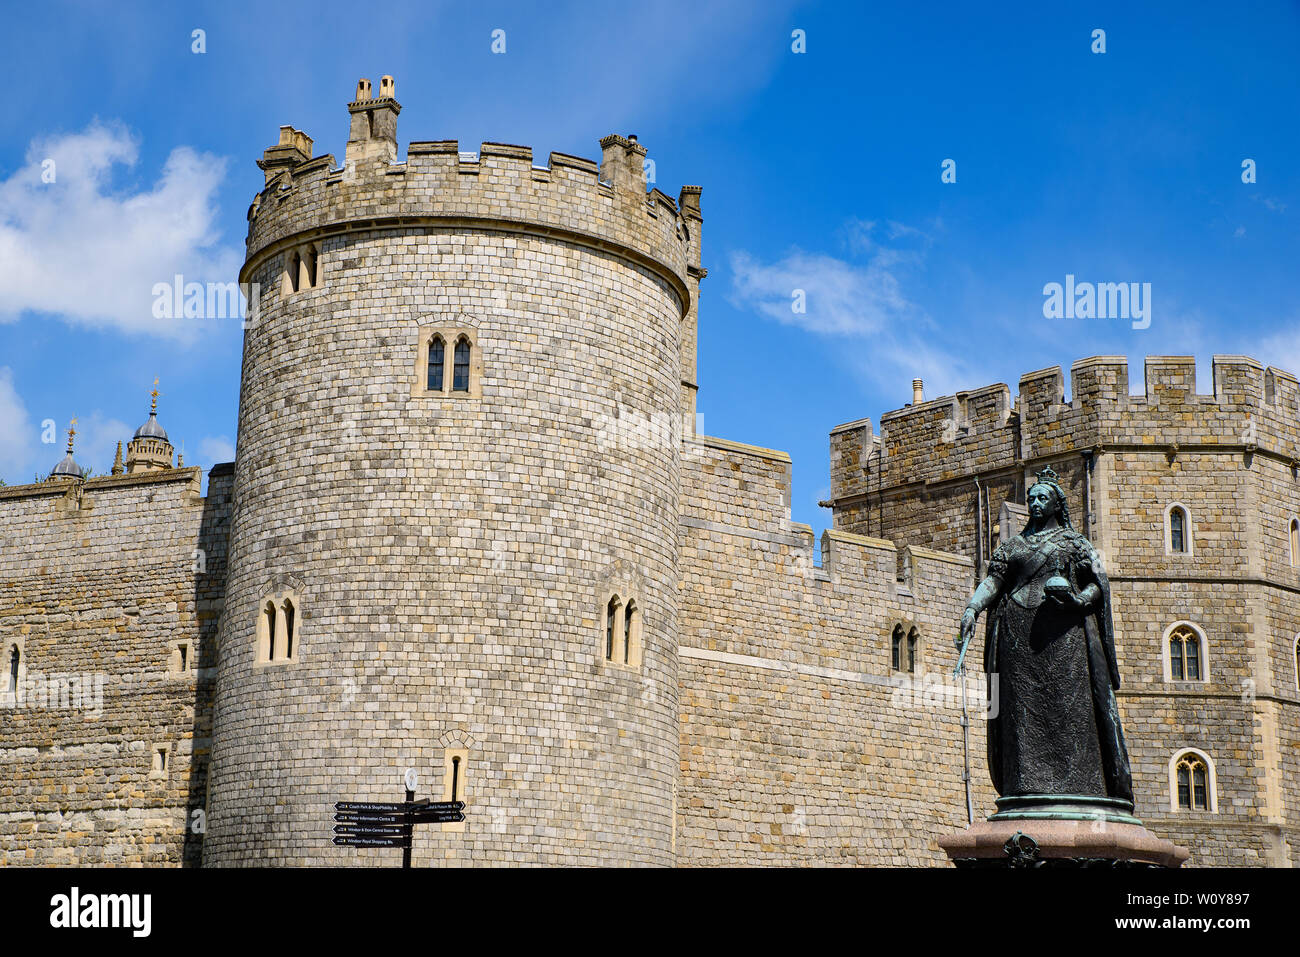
<box><xmin>983</xmin><ymin>526</ymin><xmax>1133</xmax><ymax>801</ymax></box>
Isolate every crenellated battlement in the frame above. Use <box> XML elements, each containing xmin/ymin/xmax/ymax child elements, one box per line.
<box><xmin>243</xmin><ymin>78</ymin><xmax>700</xmax><ymax>314</ymax></box>
<box><xmin>683</xmin><ymin>433</ymin><xmax>971</xmax><ymax>607</ymax></box>
<box><xmin>830</xmin><ymin>355</ymin><xmax>1300</xmax><ymax>497</ymax></box>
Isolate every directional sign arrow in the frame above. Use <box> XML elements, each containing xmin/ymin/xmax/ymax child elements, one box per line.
<box><xmin>333</xmin><ymin>835</ymin><xmax>409</xmax><ymax>848</ymax></box>
<box><xmin>335</xmin><ymin>799</ymin><xmax>431</xmax><ymax>813</ymax></box>
<box><xmin>407</xmin><ymin>810</ymin><xmax>466</xmax><ymax>824</ymax></box>
<box><xmin>334</xmin><ymin>812</ymin><xmax>412</xmax><ymax>825</ymax></box>
<box><xmin>334</xmin><ymin>823</ymin><xmax>411</xmax><ymax>835</ymax></box>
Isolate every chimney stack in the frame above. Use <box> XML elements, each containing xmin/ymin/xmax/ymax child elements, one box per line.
<box><xmin>346</xmin><ymin>74</ymin><xmax>402</xmax><ymax>172</ymax></box>
<box><xmin>257</xmin><ymin>125</ymin><xmax>314</xmax><ymax>185</ymax></box>
<box><xmin>599</xmin><ymin>134</ymin><xmax>648</xmax><ymax>197</ymax></box>
<box><xmin>913</xmin><ymin>378</ymin><xmax>924</xmax><ymax>405</ymax></box>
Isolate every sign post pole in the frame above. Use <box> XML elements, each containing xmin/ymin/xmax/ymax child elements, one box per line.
<box><xmin>402</xmin><ymin>768</ymin><xmax>418</xmax><ymax>870</ymax></box>
<box><xmin>402</xmin><ymin>786</ymin><xmax>413</xmax><ymax>870</ymax></box>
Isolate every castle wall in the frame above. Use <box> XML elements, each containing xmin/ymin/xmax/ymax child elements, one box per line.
<box><xmin>0</xmin><ymin>466</ymin><xmax>230</xmax><ymax>865</ymax></box>
<box><xmin>676</xmin><ymin>435</ymin><xmax>994</xmax><ymax>865</ymax></box>
<box><xmin>206</xmin><ymin>126</ymin><xmax>692</xmax><ymax>864</ymax></box>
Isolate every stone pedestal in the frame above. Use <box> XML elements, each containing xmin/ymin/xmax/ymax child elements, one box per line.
<box><xmin>938</xmin><ymin>795</ymin><xmax>1190</xmax><ymax>868</ymax></box>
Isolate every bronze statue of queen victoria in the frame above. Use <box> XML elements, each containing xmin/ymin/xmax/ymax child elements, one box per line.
<box><xmin>959</xmin><ymin>467</ymin><xmax>1133</xmax><ymax>805</ymax></box>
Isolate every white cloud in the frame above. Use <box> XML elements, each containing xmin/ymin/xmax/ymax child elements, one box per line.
<box><xmin>0</xmin><ymin>121</ymin><xmax>240</xmax><ymax>339</ymax></box>
<box><xmin>728</xmin><ymin>222</ymin><xmax>983</xmax><ymax>396</ymax></box>
<box><xmin>198</xmin><ymin>435</ymin><xmax>235</xmax><ymax>465</ymax></box>
<box><xmin>729</xmin><ymin>248</ymin><xmax>917</xmax><ymax>337</ymax></box>
<box><xmin>1257</xmin><ymin>322</ymin><xmax>1300</xmax><ymax>379</ymax></box>
<box><xmin>0</xmin><ymin>367</ymin><xmax>37</xmax><ymax>483</ymax></box>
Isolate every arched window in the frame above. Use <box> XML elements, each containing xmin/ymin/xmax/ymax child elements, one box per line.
<box><xmin>282</xmin><ymin>598</ymin><xmax>296</xmax><ymax>659</ymax></box>
<box><xmin>1290</xmin><ymin>518</ymin><xmax>1300</xmax><ymax>568</ymax></box>
<box><xmin>1172</xmin><ymin>751</ymin><xmax>1213</xmax><ymax>811</ymax></box>
<box><xmin>286</xmin><ymin>251</ymin><xmax>301</xmax><ymax>293</ymax></box>
<box><xmin>302</xmin><ymin>247</ymin><xmax>318</xmax><ymax>288</ymax></box>
<box><xmin>1294</xmin><ymin>634</ymin><xmax>1300</xmax><ymax>692</ymax></box>
<box><xmin>906</xmin><ymin>627</ymin><xmax>918</xmax><ymax>674</ymax></box>
<box><xmin>1166</xmin><ymin>623</ymin><xmax>1204</xmax><ymax>681</ymax></box>
<box><xmin>891</xmin><ymin>625</ymin><xmax>904</xmax><ymax>672</ymax></box>
<box><xmin>441</xmin><ymin>746</ymin><xmax>468</xmax><ymax>831</ymax></box>
<box><xmin>426</xmin><ymin>335</ymin><xmax>445</xmax><ymax>392</ymax></box>
<box><xmin>1168</xmin><ymin>506</ymin><xmax>1187</xmax><ymax>554</ymax></box>
<box><xmin>264</xmin><ymin>601</ymin><xmax>278</xmax><ymax>661</ymax></box>
<box><xmin>623</xmin><ymin>600</ymin><xmax>637</xmax><ymax>665</ymax></box>
<box><xmin>453</xmin><ymin>337</ymin><xmax>471</xmax><ymax>392</ymax></box>
<box><xmin>606</xmin><ymin>596</ymin><xmax>620</xmax><ymax>661</ymax></box>
<box><xmin>7</xmin><ymin>644</ymin><xmax>18</xmax><ymax>695</ymax></box>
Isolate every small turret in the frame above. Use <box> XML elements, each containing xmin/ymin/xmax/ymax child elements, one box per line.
<box><xmin>47</xmin><ymin>418</ymin><xmax>83</xmax><ymax>481</ymax></box>
<box><xmin>126</xmin><ymin>381</ymin><xmax>174</xmax><ymax>473</ymax></box>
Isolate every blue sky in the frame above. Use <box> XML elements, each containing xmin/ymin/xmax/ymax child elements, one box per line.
<box><xmin>0</xmin><ymin>1</ymin><xmax>1296</xmax><ymax>534</ymax></box>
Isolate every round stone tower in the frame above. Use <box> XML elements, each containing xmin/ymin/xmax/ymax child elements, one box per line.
<box><xmin>203</xmin><ymin>77</ymin><xmax>704</xmax><ymax>866</ymax></box>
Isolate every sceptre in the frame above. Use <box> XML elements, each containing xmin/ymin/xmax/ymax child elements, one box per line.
<box><xmin>953</xmin><ymin>623</ymin><xmax>975</xmax><ymax>826</ymax></box>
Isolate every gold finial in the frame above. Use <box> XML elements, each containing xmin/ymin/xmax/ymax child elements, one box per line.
<box><xmin>150</xmin><ymin>378</ymin><xmax>161</xmax><ymax>414</ymax></box>
<box><xmin>67</xmin><ymin>416</ymin><xmax>77</xmax><ymax>453</ymax></box>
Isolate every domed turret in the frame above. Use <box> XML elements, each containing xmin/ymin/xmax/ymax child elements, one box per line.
<box><xmin>133</xmin><ymin>412</ymin><xmax>169</xmax><ymax>442</ymax></box>
<box><xmin>46</xmin><ymin>419</ymin><xmax>83</xmax><ymax>481</ymax></box>
<box><xmin>125</xmin><ymin>381</ymin><xmax>174</xmax><ymax>473</ymax></box>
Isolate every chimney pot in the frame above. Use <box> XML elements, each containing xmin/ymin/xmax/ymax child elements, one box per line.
<box><xmin>912</xmin><ymin>378</ymin><xmax>924</xmax><ymax>404</ymax></box>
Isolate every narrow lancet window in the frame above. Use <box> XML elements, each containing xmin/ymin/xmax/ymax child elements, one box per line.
<box><xmin>453</xmin><ymin>337</ymin><xmax>470</xmax><ymax>392</ymax></box>
<box><xmin>427</xmin><ymin>336</ymin><xmax>445</xmax><ymax>391</ymax></box>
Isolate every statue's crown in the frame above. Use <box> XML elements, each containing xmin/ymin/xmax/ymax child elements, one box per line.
<box><xmin>1035</xmin><ymin>465</ymin><xmax>1060</xmax><ymax>485</ymax></box>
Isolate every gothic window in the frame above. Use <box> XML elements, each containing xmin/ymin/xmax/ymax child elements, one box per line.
<box><xmin>1166</xmin><ymin>623</ymin><xmax>1205</xmax><ymax>681</ymax></box>
<box><xmin>414</xmin><ymin>326</ymin><xmax>478</xmax><ymax>398</ymax></box>
<box><xmin>891</xmin><ymin>625</ymin><xmax>903</xmax><ymax>672</ymax></box>
<box><xmin>286</xmin><ymin>251</ymin><xmax>301</xmax><ymax>293</ymax></box>
<box><xmin>623</xmin><ymin>600</ymin><xmax>638</xmax><ymax>665</ymax></box>
<box><xmin>282</xmin><ymin>598</ymin><xmax>296</xmax><ymax>659</ymax></box>
<box><xmin>302</xmin><ymin>247</ymin><xmax>318</xmax><ymax>288</ymax></box>
<box><xmin>264</xmin><ymin>601</ymin><xmax>278</xmax><ymax>661</ymax></box>
<box><xmin>426</xmin><ymin>335</ymin><xmax>445</xmax><ymax>392</ymax></box>
<box><xmin>1173</xmin><ymin>751</ymin><xmax>1211</xmax><ymax>811</ymax></box>
<box><xmin>1290</xmin><ymin>518</ymin><xmax>1300</xmax><ymax>568</ymax></box>
<box><xmin>601</xmin><ymin>591</ymin><xmax>641</xmax><ymax>669</ymax></box>
<box><xmin>257</xmin><ymin>591</ymin><xmax>300</xmax><ymax>664</ymax></box>
<box><xmin>606</xmin><ymin>596</ymin><xmax>620</xmax><ymax>661</ymax></box>
<box><xmin>907</xmin><ymin>627</ymin><xmax>919</xmax><ymax>674</ymax></box>
<box><xmin>7</xmin><ymin>644</ymin><xmax>18</xmax><ymax>694</ymax></box>
<box><xmin>453</xmin><ymin>336</ymin><xmax>471</xmax><ymax>392</ymax></box>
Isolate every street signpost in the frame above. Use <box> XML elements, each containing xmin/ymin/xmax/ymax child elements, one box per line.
<box><xmin>333</xmin><ymin>772</ymin><xmax>466</xmax><ymax>867</ymax></box>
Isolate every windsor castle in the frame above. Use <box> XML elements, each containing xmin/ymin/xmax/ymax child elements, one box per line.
<box><xmin>1</xmin><ymin>78</ymin><xmax>1296</xmax><ymax>867</ymax></box>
